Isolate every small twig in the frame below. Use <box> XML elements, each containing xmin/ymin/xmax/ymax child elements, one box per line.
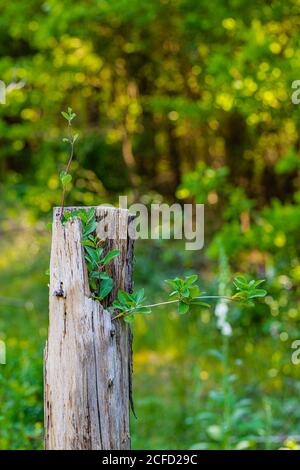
<box><xmin>112</xmin><ymin>295</ymin><xmax>232</xmax><ymax>320</ymax></box>
<box><xmin>60</xmin><ymin>124</ymin><xmax>75</xmax><ymax>221</ymax></box>
<box><xmin>60</xmin><ymin>109</ymin><xmax>77</xmax><ymax>220</ymax></box>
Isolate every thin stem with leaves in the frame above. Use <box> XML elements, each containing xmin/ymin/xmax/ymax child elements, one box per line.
<box><xmin>111</xmin><ymin>274</ymin><xmax>267</xmax><ymax>323</ymax></box>
<box><xmin>60</xmin><ymin>107</ymin><xmax>78</xmax><ymax>220</ymax></box>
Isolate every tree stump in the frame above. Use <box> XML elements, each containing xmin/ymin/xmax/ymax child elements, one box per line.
<box><xmin>44</xmin><ymin>206</ymin><xmax>134</xmax><ymax>450</ymax></box>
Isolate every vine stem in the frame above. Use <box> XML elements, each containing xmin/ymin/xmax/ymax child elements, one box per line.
<box><xmin>60</xmin><ymin>122</ymin><xmax>75</xmax><ymax>221</ymax></box>
<box><xmin>112</xmin><ymin>295</ymin><xmax>232</xmax><ymax>320</ymax></box>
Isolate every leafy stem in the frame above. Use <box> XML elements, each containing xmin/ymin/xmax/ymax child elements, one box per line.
<box><xmin>60</xmin><ymin>108</ymin><xmax>78</xmax><ymax>221</ymax></box>
<box><xmin>111</xmin><ymin>275</ymin><xmax>267</xmax><ymax>323</ymax></box>
<box><xmin>112</xmin><ymin>295</ymin><xmax>232</xmax><ymax>320</ymax></box>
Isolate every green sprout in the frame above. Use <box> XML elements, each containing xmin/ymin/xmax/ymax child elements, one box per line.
<box><xmin>60</xmin><ymin>107</ymin><xmax>78</xmax><ymax>220</ymax></box>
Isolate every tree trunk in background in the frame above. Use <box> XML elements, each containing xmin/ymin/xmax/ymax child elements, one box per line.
<box><xmin>44</xmin><ymin>206</ymin><xmax>134</xmax><ymax>450</ymax></box>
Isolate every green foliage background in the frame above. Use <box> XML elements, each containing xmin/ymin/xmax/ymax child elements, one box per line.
<box><xmin>0</xmin><ymin>0</ymin><xmax>300</xmax><ymax>450</ymax></box>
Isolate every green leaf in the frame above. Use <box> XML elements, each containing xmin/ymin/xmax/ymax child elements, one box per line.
<box><xmin>191</xmin><ymin>300</ymin><xmax>210</xmax><ymax>308</ymax></box>
<box><xmin>85</xmin><ymin>246</ymin><xmax>98</xmax><ymax>260</ymax></box>
<box><xmin>81</xmin><ymin>240</ymin><xmax>96</xmax><ymax>248</ymax></box>
<box><xmin>61</xmin><ymin>211</ymin><xmax>73</xmax><ymax>223</ymax></box>
<box><xmin>185</xmin><ymin>274</ymin><xmax>198</xmax><ymax>285</ymax></box>
<box><xmin>165</xmin><ymin>278</ymin><xmax>180</xmax><ymax>289</ymax></box>
<box><xmin>61</xmin><ymin>111</ymin><xmax>69</xmax><ymax>120</ymax></box>
<box><xmin>135</xmin><ymin>288</ymin><xmax>145</xmax><ymax>304</ymax></box>
<box><xmin>84</xmin><ymin>254</ymin><xmax>92</xmax><ymax>265</ymax></box>
<box><xmin>117</xmin><ymin>290</ymin><xmax>132</xmax><ymax>305</ymax></box>
<box><xmin>169</xmin><ymin>291</ymin><xmax>178</xmax><ymax>298</ymax></box>
<box><xmin>75</xmin><ymin>209</ymin><xmax>88</xmax><ymax>224</ymax></box>
<box><xmin>134</xmin><ymin>306</ymin><xmax>151</xmax><ymax>315</ymax></box>
<box><xmin>181</xmin><ymin>287</ymin><xmax>190</xmax><ymax>298</ymax></box>
<box><xmin>89</xmin><ymin>278</ymin><xmax>97</xmax><ymax>291</ymax></box>
<box><xmin>232</xmin><ymin>275</ymin><xmax>267</xmax><ymax>303</ymax></box>
<box><xmin>98</xmin><ymin>277</ymin><xmax>113</xmax><ymax>299</ymax></box>
<box><xmin>89</xmin><ymin>271</ymin><xmax>110</xmax><ymax>280</ymax></box>
<box><xmin>60</xmin><ymin>171</ymin><xmax>72</xmax><ymax>187</ymax></box>
<box><xmin>96</xmin><ymin>247</ymin><xmax>104</xmax><ymax>258</ymax></box>
<box><xmin>233</xmin><ymin>276</ymin><xmax>249</xmax><ymax>290</ymax></box>
<box><xmin>83</xmin><ymin>220</ymin><xmax>97</xmax><ymax>237</ymax></box>
<box><xmin>178</xmin><ymin>302</ymin><xmax>190</xmax><ymax>314</ymax></box>
<box><xmin>99</xmin><ymin>272</ymin><xmax>110</xmax><ymax>280</ymax></box>
<box><xmin>64</xmin><ymin>174</ymin><xmax>72</xmax><ymax>185</ymax></box>
<box><xmin>249</xmin><ymin>289</ymin><xmax>267</xmax><ymax>299</ymax></box>
<box><xmin>189</xmin><ymin>285</ymin><xmax>201</xmax><ymax>298</ymax></box>
<box><xmin>84</xmin><ymin>247</ymin><xmax>99</xmax><ymax>269</ymax></box>
<box><xmin>86</xmin><ymin>208</ymin><xmax>96</xmax><ymax>225</ymax></box>
<box><xmin>101</xmin><ymin>249</ymin><xmax>120</xmax><ymax>265</ymax></box>
<box><xmin>124</xmin><ymin>314</ymin><xmax>134</xmax><ymax>324</ymax></box>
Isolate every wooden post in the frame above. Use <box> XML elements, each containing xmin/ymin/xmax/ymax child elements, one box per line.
<box><xmin>44</xmin><ymin>206</ymin><xmax>134</xmax><ymax>450</ymax></box>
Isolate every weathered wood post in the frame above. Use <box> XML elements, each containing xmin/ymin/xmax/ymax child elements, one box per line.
<box><xmin>44</xmin><ymin>206</ymin><xmax>134</xmax><ymax>450</ymax></box>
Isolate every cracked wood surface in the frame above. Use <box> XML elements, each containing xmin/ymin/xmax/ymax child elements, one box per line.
<box><xmin>44</xmin><ymin>206</ymin><xmax>134</xmax><ymax>450</ymax></box>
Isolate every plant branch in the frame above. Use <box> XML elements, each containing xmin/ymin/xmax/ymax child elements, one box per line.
<box><xmin>60</xmin><ymin>122</ymin><xmax>75</xmax><ymax>220</ymax></box>
<box><xmin>112</xmin><ymin>295</ymin><xmax>232</xmax><ymax>320</ymax></box>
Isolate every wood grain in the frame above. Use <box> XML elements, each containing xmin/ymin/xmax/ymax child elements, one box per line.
<box><xmin>44</xmin><ymin>206</ymin><xmax>134</xmax><ymax>450</ymax></box>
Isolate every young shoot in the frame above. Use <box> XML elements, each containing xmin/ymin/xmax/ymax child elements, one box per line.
<box><xmin>60</xmin><ymin>107</ymin><xmax>78</xmax><ymax>220</ymax></box>
<box><xmin>111</xmin><ymin>274</ymin><xmax>267</xmax><ymax>323</ymax></box>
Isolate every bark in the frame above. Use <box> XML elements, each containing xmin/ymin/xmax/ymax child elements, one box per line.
<box><xmin>44</xmin><ymin>206</ymin><xmax>134</xmax><ymax>450</ymax></box>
